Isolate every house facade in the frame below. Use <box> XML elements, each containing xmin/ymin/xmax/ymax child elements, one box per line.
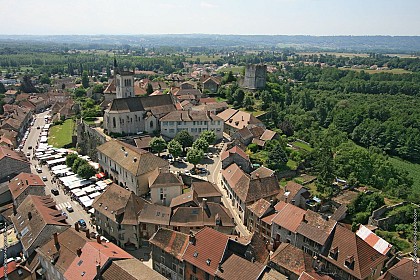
<box><xmin>97</xmin><ymin>140</ymin><xmax>169</xmax><ymax>195</ymax></box>
<box><xmin>0</xmin><ymin>147</ymin><xmax>31</xmax><ymax>182</ymax></box>
<box><xmin>160</xmin><ymin>111</ymin><xmax>223</xmax><ymax>140</ymax></box>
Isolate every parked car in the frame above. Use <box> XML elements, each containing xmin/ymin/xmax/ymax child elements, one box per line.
<box><xmin>184</xmin><ymin>170</ymin><xmax>191</xmax><ymax>176</ymax></box>
<box><xmin>66</xmin><ymin>206</ymin><xmax>74</xmax><ymax>212</ymax></box>
<box><xmin>36</xmin><ymin>167</ymin><xmax>42</xmax><ymax>173</ymax></box>
<box><xmin>26</xmin><ymin>152</ymin><xmax>30</xmax><ymax>157</ymax></box>
<box><xmin>62</xmin><ymin>212</ymin><xmax>68</xmax><ymax>217</ymax></box>
<box><xmin>28</xmin><ymin>146</ymin><xmax>32</xmax><ymax>150</ymax></box>
<box><xmin>42</xmin><ymin>176</ymin><xmax>48</xmax><ymax>181</ymax></box>
<box><xmin>51</xmin><ymin>189</ymin><xmax>59</xmax><ymax>196</ymax></box>
<box><xmin>78</xmin><ymin>219</ymin><xmax>87</xmax><ymax>230</ymax></box>
<box><xmin>36</xmin><ymin>126</ymin><xmax>40</xmax><ymax>129</ymax></box>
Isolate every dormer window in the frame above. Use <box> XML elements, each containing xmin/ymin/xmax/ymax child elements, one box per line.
<box><xmin>329</xmin><ymin>247</ymin><xmax>338</xmax><ymax>260</ymax></box>
<box><xmin>344</xmin><ymin>255</ymin><xmax>355</xmax><ymax>269</ymax></box>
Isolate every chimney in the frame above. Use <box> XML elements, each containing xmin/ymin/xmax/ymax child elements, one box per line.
<box><xmin>53</xmin><ymin>232</ymin><xmax>59</xmax><ymax>247</ymax></box>
<box><xmin>76</xmin><ymin>247</ymin><xmax>82</xmax><ymax>257</ymax></box>
<box><xmin>28</xmin><ymin>212</ymin><xmax>32</xmax><ymax>220</ymax></box>
<box><xmin>201</xmin><ymin>198</ymin><xmax>208</xmax><ymax>209</ymax></box>
<box><xmin>256</xmin><ymin>173</ymin><xmax>260</xmax><ymax>180</ymax></box>
<box><xmin>86</xmin><ymin>229</ymin><xmax>90</xmax><ymax>239</ymax></box>
<box><xmin>26</xmin><ymin>180</ymin><xmax>28</xmax><ymax>185</ymax></box>
<box><xmin>12</xmin><ymin>204</ymin><xmax>17</xmax><ymax>215</ymax></box>
<box><xmin>189</xmin><ymin>231</ymin><xmax>196</xmax><ymax>245</ymax></box>
<box><xmin>96</xmin><ymin>235</ymin><xmax>102</xmax><ymax>244</ymax></box>
<box><xmin>96</xmin><ymin>263</ymin><xmax>101</xmax><ymax>280</ymax></box>
<box><xmin>75</xmin><ymin>222</ymin><xmax>80</xmax><ymax>232</ymax></box>
<box><xmin>270</xmin><ymin>199</ymin><xmax>274</xmax><ymax>207</ymax></box>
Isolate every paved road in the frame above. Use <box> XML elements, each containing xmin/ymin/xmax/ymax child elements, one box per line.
<box><xmin>23</xmin><ymin>111</ymin><xmax>94</xmax><ymax>232</ymax></box>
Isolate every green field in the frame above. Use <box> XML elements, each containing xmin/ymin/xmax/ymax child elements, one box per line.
<box><xmin>217</xmin><ymin>66</ymin><xmax>244</xmax><ymax>75</ymax></box>
<box><xmin>339</xmin><ymin>67</ymin><xmax>411</xmax><ymax>74</ymax></box>
<box><xmin>48</xmin><ymin>119</ymin><xmax>75</xmax><ymax>148</ymax></box>
<box><xmin>189</xmin><ymin>54</ymin><xmax>222</xmax><ymax>63</ymax></box>
<box><xmin>389</xmin><ymin>157</ymin><xmax>420</xmax><ymax>195</ymax></box>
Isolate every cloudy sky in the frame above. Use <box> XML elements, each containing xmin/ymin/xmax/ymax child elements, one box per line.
<box><xmin>1</xmin><ymin>0</ymin><xmax>419</xmax><ymax>35</ymax></box>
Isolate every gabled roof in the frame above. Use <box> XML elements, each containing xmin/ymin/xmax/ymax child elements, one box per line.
<box><xmin>270</xmin><ymin>243</ymin><xmax>313</xmax><ymax>277</ymax></box>
<box><xmin>133</xmin><ymin>136</ymin><xmax>153</xmax><ymax>150</ymax></box>
<box><xmin>247</xmin><ymin>198</ymin><xmax>272</xmax><ymax>218</ymax></box>
<box><xmin>183</xmin><ymin>227</ymin><xmax>230</xmax><ymax>276</ymax></box>
<box><xmin>271</xmin><ymin>202</ymin><xmax>306</xmax><ymax>233</ymax></box>
<box><xmin>9</xmin><ymin>173</ymin><xmax>45</xmax><ymax>200</ymax></box>
<box><xmin>250</xmin><ymin>166</ymin><xmax>275</xmax><ymax>179</ymax></box>
<box><xmin>11</xmin><ymin>195</ymin><xmax>69</xmax><ymax>252</ymax></box>
<box><xmin>320</xmin><ymin>224</ymin><xmax>388</xmax><ymax>280</ymax></box>
<box><xmin>107</xmin><ymin>95</ymin><xmax>176</xmax><ymax>115</ymax></box>
<box><xmin>36</xmin><ymin>228</ymin><xmax>89</xmax><ymax>275</ymax></box>
<box><xmin>296</xmin><ymin>210</ymin><xmax>337</xmax><ymax>246</ymax></box>
<box><xmin>221</xmin><ymin>163</ymin><xmax>280</xmax><ymax>204</ymax></box>
<box><xmin>170</xmin><ymin>202</ymin><xmax>234</xmax><ymax>228</ymax></box>
<box><xmin>379</xmin><ymin>258</ymin><xmax>418</xmax><ymax>280</ymax></box>
<box><xmin>260</xmin><ymin>129</ymin><xmax>277</xmax><ymax>141</ymax></box>
<box><xmin>64</xmin><ymin>238</ymin><xmax>133</xmax><ymax>280</ymax></box>
<box><xmin>191</xmin><ymin>181</ymin><xmax>222</xmax><ymax>198</ymax></box>
<box><xmin>103</xmin><ymin>79</ymin><xmax>116</xmax><ymax>94</ymax></box>
<box><xmin>356</xmin><ymin>225</ymin><xmax>392</xmax><ymax>255</ymax></box>
<box><xmin>138</xmin><ymin>204</ymin><xmax>171</xmax><ymax>226</ymax></box>
<box><xmin>216</xmin><ymin>254</ymin><xmax>265</xmax><ymax>280</ymax></box>
<box><xmin>92</xmin><ymin>183</ymin><xmax>148</xmax><ymax>225</ymax></box>
<box><xmin>102</xmin><ymin>259</ymin><xmax>165</xmax><ymax>280</ymax></box>
<box><xmin>221</xmin><ymin>145</ymin><xmax>249</xmax><ymax>161</ymax></box>
<box><xmin>149</xmin><ymin>228</ymin><xmax>189</xmax><ymax>261</ymax></box>
<box><xmin>0</xmin><ymin>146</ymin><xmax>29</xmax><ymax>163</ymax></box>
<box><xmin>97</xmin><ymin>140</ymin><xmax>168</xmax><ymax>176</ymax></box>
<box><xmin>277</xmin><ymin>181</ymin><xmax>310</xmax><ymax>202</ymax></box>
<box><xmin>170</xmin><ymin>191</ymin><xmax>199</xmax><ymax>209</ymax></box>
<box><xmin>217</xmin><ymin>109</ymin><xmax>263</xmax><ymax>130</ymax></box>
<box><xmin>148</xmin><ymin>170</ymin><xmax>183</xmax><ymax>189</ymax></box>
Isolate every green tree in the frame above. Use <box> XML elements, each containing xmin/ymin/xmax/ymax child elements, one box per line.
<box><xmin>77</xmin><ymin>163</ymin><xmax>96</xmax><ymax>179</ymax></box>
<box><xmin>61</xmin><ymin>83</ymin><xmax>66</xmax><ymax>90</ymax></box>
<box><xmin>150</xmin><ymin>137</ymin><xmax>166</xmax><ymax>156</ymax></box>
<box><xmin>72</xmin><ymin>158</ymin><xmax>86</xmax><ymax>173</ymax></box>
<box><xmin>313</xmin><ymin>142</ymin><xmax>335</xmax><ymax>198</ymax></box>
<box><xmin>92</xmin><ymin>83</ymin><xmax>104</xmax><ymax>93</ymax></box>
<box><xmin>193</xmin><ymin>137</ymin><xmax>209</xmax><ymax>152</ymax></box>
<box><xmin>167</xmin><ymin>140</ymin><xmax>182</xmax><ymax>159</ymax></box>
<box><xmin>174</xmin><ymin>130</ymin><xmax>194</xmax><ymax>152</ymax></box>
<box><xmin>223</xmin><ymin>71</ymin><xmax>236</xmax><ymax>84</ymax></box>
<box><xmin>82</xmin><ymin>70</ymin><xmax>89</xmax><ymax>88</ymax></box>
<box><xmin>146</xmin><ymin>83</ymin><xmax>154</xmax><ymax>95</ymax></box>
<box><xmin>243</xmin><ymin>94</ymin><xmax>255</xmax><ymax>110</ymax></box>
<box><xmin>0</xmin><ymin>82</ymin><xmax>5</xmax><ymax>94</ymax></box>
<box><xmin>65</xmin><ymin>153</ymin><xmax>79</xmax><ymax>168</ymax></box>
<box><xmin>39</xmin><ymin>74</ymin><xmax>51</xmax><ymax>85</ymax></box>
<box><xmin>260</xmin><ymin>90</ymin><xmax>272</xmax><ymax>110</ymax></box>
<box><xmin>74</xmin><ymin>87</ymin><xmax>87</xmax><ymax>98</ymax></box>
<box><xmin>200</xmin><ymin>130</ymin><xmax>216</xmax><ymax>145</ymax></box>
<box><xmin>265</xmin><ymin>140</ymin><xmax>288</xmax><ymax>171</ymax></box>
<box><xmin>187</xmin><ymin>148</ymin><xmax>204</xmax><ymax>169</ymax></box>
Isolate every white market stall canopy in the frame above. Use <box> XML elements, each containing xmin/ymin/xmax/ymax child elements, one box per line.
<box><xmin>51</xmin><ymin>165</ymin><xmax>68</xmax><ymax>171</ymax></box>
<box><xmin>88</xmin><ymin>192</ymin><xmax>101</xmax><ymax>199</ymax></box>
<box><xmin>46</xmin><ymin>157</ymin><xmax>66</xmax><ymax>166</ymax></box>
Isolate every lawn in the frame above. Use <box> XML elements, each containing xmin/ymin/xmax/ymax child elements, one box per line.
<box><xmin>389</xmin><ymin>157</ymin><xmax>420</xmax><ymax>195</ymax></box>
<box><xmin>291</xmin><ymin>141</ymin><xmax>313</xmax><ymax>152</ymax></box>
<box><xmin>48</xmin><ymin>119</ymin><xmax>75</xmax><ymax>148</ymax></box>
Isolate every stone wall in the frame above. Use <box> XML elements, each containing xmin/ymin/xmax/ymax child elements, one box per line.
<box><xmin>243</xmin><ymin>64</ymin><xmax>267</xmax><ymax>89</ymax></box>
<box><xmin>76</xmin><ymin>119</ymin><xmax>107</xmax><ymax>162</ymax></box>
<box><xmin>368</xmin><ymin>202</ymin><xmax>408</xmax><ymax>230</ymax></box>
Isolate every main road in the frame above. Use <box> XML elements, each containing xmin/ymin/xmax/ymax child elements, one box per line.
<box><xmin>22</xmin><ymin>111</ymin><xmax>94</xmax><ymax>232</ymax></box>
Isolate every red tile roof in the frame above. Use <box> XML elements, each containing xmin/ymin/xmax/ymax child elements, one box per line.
<box><xmin>9</xmin><ymin>173</ymin><xmax>45</xmax><ymax>199</ymax></box>
<box><xmin>64</xmin><ymin>240</ymin><xmax>133</xmax><ymax>280</ymax></box>
<box><xmin>270</xmin><ymin>243</ymin><xmax>312</xmax><ymax>276</ymax></box>
<box><xmin>216</xmin><ymin>254</ymin><xmax>265</xmax><ymax>280</ymax></box>
<box><xmin>0</xmin><ymin>261</ymin><xmax>17</xmax><ymax>278</ymax></box>
<box><xmin>271</xmin><ymin>202</ymin><xmax>306</xmax><ymax>232</ymax></box>
<box><xmin>149</xmin><ymin>228</ymin><xmax>189</xmax><ymax>261</ymax></box>
<box><xmin>0</xmin><ymin>146</ymin><xmax>28</xmax><ymax>163</ymax></box>
<box><xmin>320</xmin><ymin>224</ymin><xmax>387</xmax><ymax>280</ymax></box>
<box><xmin>183</xmin><ymin>227</ymin><xmax>229</xmax><ymax>276</ymax></box>
<box><xmin>221</xmin><ymin>145</ymin><xmax>249</xmax><ymax>161</ymax></box>
<box><xmin>379</xmin><ymin>258</ymin><xmax>418</xmax><ymax>280</ymax></box>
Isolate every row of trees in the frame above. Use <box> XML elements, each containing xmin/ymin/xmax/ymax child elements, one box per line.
<box><xmin>149</xmin><ymin>130</ymin><xmax>217</xmax><ymax>169</ymax></box>
<box><xmin>65</xmin><ymin>153</ymin><xmax>96</xmax><ymax>179</ymax></box>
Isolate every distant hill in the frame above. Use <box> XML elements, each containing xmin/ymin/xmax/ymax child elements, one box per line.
<box><xmin>0</xmin><ymin>34</ymin><xmax>420</xmax><ymax>53</ymax></box>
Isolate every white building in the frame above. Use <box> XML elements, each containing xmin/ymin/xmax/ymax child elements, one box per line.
<box><xmin>160</xmin><ymin>110</ymin><xmax>224</xmax><ymax>140</ymax></box>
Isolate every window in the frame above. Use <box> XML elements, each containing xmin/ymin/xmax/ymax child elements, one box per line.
<box><xmin>161</xmin><ymin>256</ymin><xmax>165</xmax><ymax>264</ymax></box>
<box><xmin>177</xmin><ymin>121</ymin><xmax>182</xmax><ymax>125</ymax></box>
<box><xmin>113</xmin><ymin>117</ymin><xmax>116</xmax><ymax>128</ymax></box>
<box><xmin>192</xmin><ymin>265</ymin><xmax>197</xmax><ymax>274</ymax></box>
<box><xmin>178</xmin><ymin>267</ymin><xmax>183</xmax><ymax>275</ymax></box>
<box><xmin>142</xmin><ymin>224</ymin><xmax>146</xmax><ymax>230</ymax></box>
<box><xmin>205</xmin><ymin>272</ymin><xmax>210</xmax><ymax>280</ymax></box>
<box><xmin>172</xmin><ymin>263</ymin><xmax>177</xmax><ymax>271</ymax></box>
<box><xmin>150</xmin><ymin>120</ymin><xmax>154</xmax><ymax>128</ymax></box>
<box><xmin>169</xmin><ymin>121</ymin><xmax>174</xmax><ymax>126</ymax></box>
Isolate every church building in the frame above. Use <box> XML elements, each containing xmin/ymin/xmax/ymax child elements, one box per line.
<box><xmin>103</xmin><ymin>59</ymin><xmax>177</xmax><ymax>135</ymax></box>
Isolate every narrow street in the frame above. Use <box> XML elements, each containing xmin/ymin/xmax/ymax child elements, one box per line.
<box><xmin>211</xmin><ymin>143</ymin><xmax>250</xmax><ymax>238</ymax></box>
<box><xmin>23</xmin><ymin>111</ymin><xmax>95</xmax><ymax>232</ymax></box>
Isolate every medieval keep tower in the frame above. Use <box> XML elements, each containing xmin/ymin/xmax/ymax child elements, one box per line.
<box><xmin>243</xmin><ymin>64</ymin><xmax>267</xmax><ymax>90</ymax></box>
